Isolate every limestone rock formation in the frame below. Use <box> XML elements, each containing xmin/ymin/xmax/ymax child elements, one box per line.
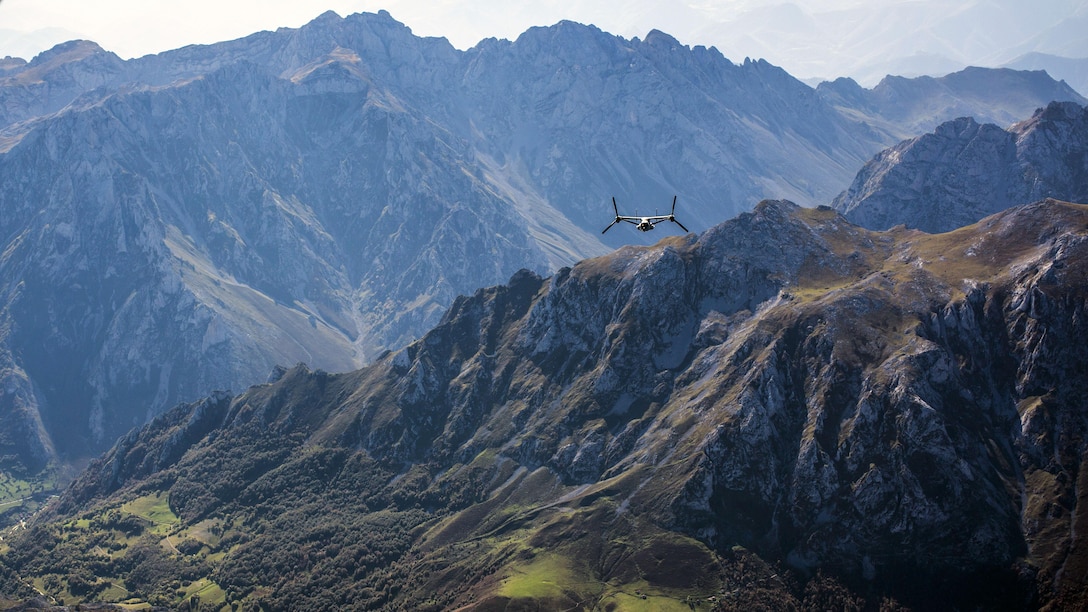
<box><xmin>834</xmin><ymin>101</ymin><xmax>1088</xmax><ymax>232</ymax></box>
<box><xmin>1</xmin><ymin>10</ymin><xmax>1082</xmax><ymax>484</ymax></box>
<box><xmin>26</xmin><ymin>199</ymin><xmax>1088</xmax><ymax>610</ymax></box>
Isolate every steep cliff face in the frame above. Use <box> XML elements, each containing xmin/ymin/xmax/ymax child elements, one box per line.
<box><xmin>0</xmin><ymin>47</ymin><xmax>547</xmax><ymax>468</ymax></box>
<box><xmin>833</xmin><ymin>101</ymin><xmax>1088</xmax><ymax>232</ymax></box>
<box><xmin>0</xmin><ymin>40</ymin><xmax>126</xmax><ymax>131</ymax></box>
<box><xmin>28</xmin><ymin>199</ymin><xmax>1088</xmax><ymax>610</ymax></box>
<box><xmin>1</xmin><ymin>9</ymin><xmax>1084</xmax><ymax>485</ymax></box>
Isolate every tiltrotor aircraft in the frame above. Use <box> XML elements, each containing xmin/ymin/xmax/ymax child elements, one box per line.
<box><xmin>601</xmin><ymin>195</ymin><xmax>690</xmax><ymax>234</ymax></box>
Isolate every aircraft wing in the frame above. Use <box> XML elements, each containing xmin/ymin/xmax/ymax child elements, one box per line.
<box><xmin>603</xmin><ymin>217</ymin><xmax>641</xmax><ymax>233</ymax></box>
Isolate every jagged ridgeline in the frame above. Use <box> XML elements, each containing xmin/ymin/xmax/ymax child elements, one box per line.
<box><xmin>834</xmin><ymin>101</ymin><xmax>1088</xmax><ymax>233</ymax></box>
<box><xmin>4</xmin><ymin>199</ymin><xmax>1085</xmax><ymax>610</ymax></box>
<box><xmin>0</xmin><ymin>9</ymin><xmax>1084</xmax><ymax>488</ymax></box>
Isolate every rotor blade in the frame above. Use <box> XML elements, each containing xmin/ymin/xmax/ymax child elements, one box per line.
<box><xmin>673</xmin><ymin>218</ymin><xmax>690</xmax><ymax>233</ymax></box>
<box><xmin>612</xmin><ymin>197</ymin><xmax>619</xmax><ymax>217</ymax></box>
<box><xmin>671</xmin><ymin>195</ymin><xmax>677</xmax><ymax>215</ymax></box>
<box><xmin>602</xmin><ymin>220</ymin><xmax>619</xmax><ymax>234</ymax></box>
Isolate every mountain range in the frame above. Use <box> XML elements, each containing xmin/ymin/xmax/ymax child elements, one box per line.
<box><xmin>3</xmin><ymin>197</ymin><xmax>1085</xmax><ymax>610</ymax></box>
<box><xmin>4</xmin><ymin>1</ymin><xmax>1087</xmax><ymax>95</ymax></box>
<box><xmin>0</xmin><ymin>10</ymin><xmax>1084</xmax><ymax>486</ymax></box>
<box><xmin>835</xmin><ymin>100</ymin><xmax>1088</xmax><ymax>232</ymax></box>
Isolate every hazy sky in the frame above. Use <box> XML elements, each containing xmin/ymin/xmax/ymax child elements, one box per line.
<box><xmin>1</xmin><ymin>0</ymin><xmax>1084</xmax><ymax>84</ymax></box>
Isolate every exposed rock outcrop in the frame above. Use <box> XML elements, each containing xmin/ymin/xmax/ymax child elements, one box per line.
<box><xmin>37</xmin><ymin>199</ymin><xmax>1088</xmax><ymax>610</ymax></box>
<box><xmin>1</xmin><ymin>9</ymin><xmax>1084</xmax><ymax>493</ymax></box>
<box><xmin>834</xmin><ymin>101</ymin><xmax>1088</xmax><ymax>232</ymax></box>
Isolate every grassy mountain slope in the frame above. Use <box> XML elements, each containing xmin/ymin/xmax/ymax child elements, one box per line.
<box><xmin>3</xmin><ymin>199</ymin><xmax>1087</xmax><ymax>610</ymax></box>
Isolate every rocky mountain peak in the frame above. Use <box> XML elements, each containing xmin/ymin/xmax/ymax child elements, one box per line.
<box><xmin>20</xmin><ymin>199</ymin><xmax>1087</xmax><ymax>610</ymax></box>
<box><xmin>306</xmin><ymin>9</ymin><xmax>344</xmax><ymax>27</ymax></box>
<box><xmin>26</xmin><ymin>39</ymin><xmax>109</xmax><ymax>64</ymax></box>
<box><xmin>833</xmin><ymin>101</ymin><xmax>1088</xmax><ymax>232</ymax></box>
<box><xmin>1</xmin><ymin>9</ymin><xmax>1085</xmax><ymax>499</ymax></box>
<box><xmin>642</xmin><ymin>28</ymin><xmax>683</xmax><ymax>51</ymax></box>
<box><xmin>0</xmin><ymin>38</ymin><xmax>120</xmax><ymax>91</ymax></box>
<box><xmin>1015</xmin><ymin>100</ymin><xmax>1088</xmax><ymax>200</ymax></box>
